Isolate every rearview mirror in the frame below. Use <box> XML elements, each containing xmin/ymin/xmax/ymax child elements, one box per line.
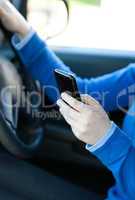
<box><xmin>27</xmin><ymin>0</ymin><xmax>69</xmax><ymax>40</ymax></box>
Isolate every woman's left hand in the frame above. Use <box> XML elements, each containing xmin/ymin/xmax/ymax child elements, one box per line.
<box><xmin>57</xmin><ymin>93</ymin><xmax>111</xmax><ymax>145</ymax></box>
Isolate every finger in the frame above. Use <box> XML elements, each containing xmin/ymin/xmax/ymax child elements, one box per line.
<box><xmin>57</xmin><ymin>99</ymin><xmax>81</xmax><ymax>119</ymax></box>
<box><xmin>81</xmin><ymin>94</ymin><xmax>99</xmax><ymax>107</ymax></box>
<box><xmin>59</xmin><ymin>108</ymin><xmax>74</xmax><ymax>126</ymax></box>
<box><xmin>59</xmin><ymin>106</ymin><xmax>80</xmax><ymax>123</ymax></box>
<box><xmin>61</xmin><ymin>93</ymin><xmax>84</xmax><ymax>112</ymax></box>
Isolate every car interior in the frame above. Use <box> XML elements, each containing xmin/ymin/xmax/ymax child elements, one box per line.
<box><xmin>0</xmin><ymin>0</ymin><xmax>135</xmax><ymax>199</ymax></box>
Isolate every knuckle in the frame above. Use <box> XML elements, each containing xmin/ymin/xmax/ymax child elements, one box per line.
<box><xmin>59</xmin><ymin>107</ymin><xmax>63</xmax><ymax>113</ymax></box>
<box><xmin>71</xmin><ymin>97</ymin><xmax>76</xmax><ymax>105</ymax></box>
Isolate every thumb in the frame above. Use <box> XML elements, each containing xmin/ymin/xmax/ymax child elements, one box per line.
<box><xmin>81</xmin><ymin>94</ymin><xmax>99</xmax><ymax>106</ymax></box>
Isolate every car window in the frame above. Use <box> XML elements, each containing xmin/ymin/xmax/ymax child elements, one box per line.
<box><xmin>28</xmin><ymin>0</ymin><xmax>135</xmax><ymax>51</ymax></box>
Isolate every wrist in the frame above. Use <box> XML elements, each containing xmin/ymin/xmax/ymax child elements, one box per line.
<box><xmin>91</xmin><ymin>120</ymin><xmax>112</xmax><ymax>145</ymax></box>
<box><xmin>86</xmin><ymin>121</ymin><xmax>116</xmax><ymax>153</ymax></box>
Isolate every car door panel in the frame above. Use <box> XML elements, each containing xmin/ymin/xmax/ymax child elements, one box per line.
<box><xmin>53</xmin><ymin>47</ymin><xmax>135</xmax><ymax>76</ymax></box>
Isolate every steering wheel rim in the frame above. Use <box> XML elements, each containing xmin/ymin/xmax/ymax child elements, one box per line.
<box><xmin>0</xmin><ymin>57</ymin><xmax>44</xmax><ymax>158</ymax></box>
<box><xmin>0</xmin><ymin>0</ymin><xmax>46</xmax><ymax>157</ymax></box>
<box><xmin>0</xmin><ymin>111</ymin><xmax>44</xmax><ymax>158</ymax></box>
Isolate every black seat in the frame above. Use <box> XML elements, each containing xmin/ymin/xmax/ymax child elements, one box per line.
<box><xmin>0</xmin><ymin>149</ymin><xmax>103</xmax><ymax>200</ymax></box>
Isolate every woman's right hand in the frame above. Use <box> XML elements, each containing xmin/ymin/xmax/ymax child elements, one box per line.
<box><xmin>0</xmin><ymin>0</ymin><xmax>31</xmax><ymax>38</ymax></box>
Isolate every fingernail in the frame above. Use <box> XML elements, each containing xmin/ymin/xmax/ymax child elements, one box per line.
<box><xmin>61</xmin><ymin>92</ymin><xmax>67</xmax><ymax>98</ymax></box>
<box><xmin>57</xmin><ymin>99</ymin><xmax>61</xmax><ymax>105</ymax></box>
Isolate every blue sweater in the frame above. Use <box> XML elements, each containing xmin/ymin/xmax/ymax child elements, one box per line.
<box><xmin>13</xmin><ymin>32</ymin><xmax>135</xmax><ymax>199</ymax></box>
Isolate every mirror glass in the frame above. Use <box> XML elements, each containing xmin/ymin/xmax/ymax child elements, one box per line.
<box><xmin>27</xmin><ymin>0</ymin><xmax>69</xmax><ymax>39</ymax></box>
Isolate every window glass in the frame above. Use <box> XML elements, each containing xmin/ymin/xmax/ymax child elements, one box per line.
<box><xmin>28</xmin><ymin>0</ymin><xmax>135</xmax><ymax>51</ymax></box>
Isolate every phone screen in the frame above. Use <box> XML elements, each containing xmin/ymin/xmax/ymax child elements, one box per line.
<box><xmin>54</xmin><ymin>69</ymin><xmax>81</xmax><ymax>101</ymax></box>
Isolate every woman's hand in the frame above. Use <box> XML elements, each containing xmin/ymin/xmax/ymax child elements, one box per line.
<box><xmin>57</xmin><ymin>93</ymin><xmax>111</xmax><ymax>145</ymax></box>
<box><xmin>0</xmin><ymin>0</ymin><xmax>30</xmax><ymax>38</ymax></box>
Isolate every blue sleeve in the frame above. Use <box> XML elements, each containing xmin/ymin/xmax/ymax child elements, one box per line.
<box><xmin>12</xmin><ymin>32</ymin><xmax>135</xmax><ymax>112</ymax></box>
<box><xmin>88</xmin><ymin>124</ymin><xmax>135</xmax><ymax>199</ymax></box>
<box><xmin>12</xmin><ymin>33</ymin><xmax>135</xmax><ymax>199</ymax></box>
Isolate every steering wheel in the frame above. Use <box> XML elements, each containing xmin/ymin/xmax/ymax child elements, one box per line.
<box><xmin>0</xmin><ymin>26</ymin><xmax>44</xmax><ymax>158</ymax></box>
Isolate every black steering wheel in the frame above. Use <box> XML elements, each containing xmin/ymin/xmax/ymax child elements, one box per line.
<box><xmin>0</xmin><ymin>24</ymin><xmax>44</xmax><ymax>158</ymax></box>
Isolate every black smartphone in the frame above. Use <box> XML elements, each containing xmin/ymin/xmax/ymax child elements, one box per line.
<box><xmin>54</xmin><ymin>69</ymin><xmax>81</xmax><ymax>101</ymax></box>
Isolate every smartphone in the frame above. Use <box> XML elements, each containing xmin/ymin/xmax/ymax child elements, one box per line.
<box><xmin>54</xmin><ymin>69</ymin><xmax>81</xmax><ymax>101</ymax></box>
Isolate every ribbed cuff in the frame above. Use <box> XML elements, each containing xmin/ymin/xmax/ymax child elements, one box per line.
<box><xmin>11</xmin><ymin>28</ymin><xmax>35</xmax><ymax>50</ymax></box>
<box><xmin>88</xmin><ymin>124</ymin><xmax>132</xmax><ymax>166</ymax></box>
<box><xmin>11</xmin><ymin>32</ymin><xmax>46</xmax><ymax>66</ymax></box>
